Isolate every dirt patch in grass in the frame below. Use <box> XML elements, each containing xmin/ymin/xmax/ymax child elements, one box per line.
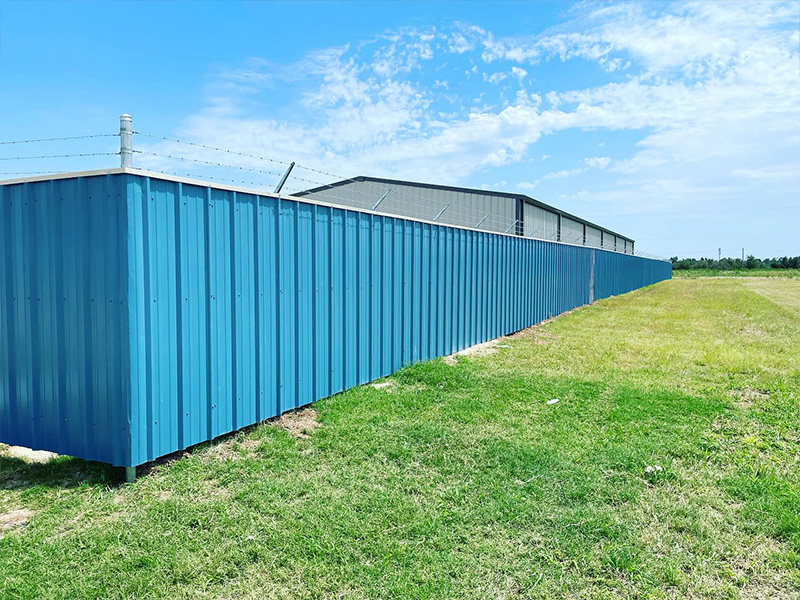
<box><xmin>370</xmin><ymin>380</ymin><xmax>396</xmax><ymax>391</ymax></box>
<box><xmin>508</xmin><ymin>326</ymin><xmax>557</xmax><ymax>345</ymax></box>
<box><xmin>138</xmin><ymin>449</ymin><xmax>191</xmax><ymax>475</ymax></box>
<box><xmin>3</xmin><ymin>446</ymin><xmax>58</xmax><ymax>463</ymax></box>
<box><xmin>207</xmin><ymin>436</ymin><xmax>263</xmax><ymax>461</ymax></box>
<box><xmin>0</xmin><ymin>508</ymin><xmax>33</xmax><ymax>531</ymax></box>
<box><xmin>274</xmin><ymin>408</ymin><xmax>320</xmax><ymax>439</ymax></box>
<box><xmin>727</xmin><ymin>387</ymin><xmax>770</xmax><ymax>408</ymax></box>
<box><xmin>506</xmin><ymin>311</ymin><xmax>573</xmax><ymax>344</ymax></box>
<box><xmin>443</xmin><ymin>339</ymin><xmax>511</xmax><ymax>364</ymax></box>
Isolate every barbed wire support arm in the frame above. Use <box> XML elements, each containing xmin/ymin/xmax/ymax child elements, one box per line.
<box><xmin>371</xmin><ymin>190</ymin><xmax>390</xmax><ymax>211</ymax></box>
<box><xmin>433</xmin><ymin>203</ymin><xmax>450</xmax><ymax>222</ymax></box>
<box><xmin>274</xmin><ymin>162</ymin><xmax>295</xmax><ymax>194</ymax></box>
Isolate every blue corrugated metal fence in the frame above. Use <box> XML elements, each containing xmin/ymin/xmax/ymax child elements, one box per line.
<box><xmin>0</xmin><ymin>172</ymin><xmax>671</xmax><ymax>467</ymax></box>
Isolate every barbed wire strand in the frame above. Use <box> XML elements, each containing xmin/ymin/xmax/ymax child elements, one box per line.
<box><xmin>127</xmin><ymin>137</ymin><xmax>516</xmax><ymax>227</ymax></box>
<box><xmin>0</xmin><ymin>152</ymin><xmax>119</xmax><ymax>161</ymax></box>
<box><xmin>0</xmin><ymin>130</ymin><xmax>652</xmax><ymax>256</ymax></box>
<box><xmin>133</xmin><ymin>150</ymin><xmax>285</xmax><ymax>177</ymax></box>
<box><xmin>132</xmin><ymin>132</ymin><xmax>290</xmax><ymax>167</ymax></box>
<box><xmin>0</xmin><ymin>170</ymin><xmax>70</xmax><ymax>176</ymax></box>
<box><xmin>285</xmin><ymin>180</ymin><xmax>516</xmax><ymax>232</ymax></box>
<box><xmin>0</xmin><ymin>133</ymin><xmax>118</xmax><ymax>145</ymax></box>
<box><xmin>289</xmin><ymin>174</ymin><xmax>517</xmax><ymax>230</ymax></box>
<box><xmin>282</xmin><ymin>178</ymin><xmax>512</xmax><ymax>228</ymax></box>
<box><xmin>126</xmin><ymin>134</ymin><xmax>635</xmax><ymax>246</ymax></box>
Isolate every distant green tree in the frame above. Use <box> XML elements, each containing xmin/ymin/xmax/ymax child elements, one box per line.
<box><xmin>669</xmin><ymin>255</ymin><xmax>799</xmax><ymax>270</ymax></box>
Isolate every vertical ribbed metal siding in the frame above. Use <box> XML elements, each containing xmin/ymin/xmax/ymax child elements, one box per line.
<box><xmin>0</xmin><ymin>175</ymin><xmax>130</xmax><ymax>466</ymax></box>
<box><xmin>523</xmin><ymin>203</ymin><xmax>559</xmax><ymax>240</ymax></box>
<box><xmin>561</xmin><ymin>217</ymin><xmax>584</xmax><ymax>245</ymax></box>
<box><xmin>125</xmin><ymin>173</ymin><xmax>669</xmax><ymax>466</ymax></box>
<box><xmin>304</xmin><ymin>183</ymin><xmax>634</xmax><ymax>252</ymax></box>
<box><xmin>300</xmin><ymin>180</ymin><xmax>518</xmax><ymax>233</ymax></box>
<box><xmin>586</xmin><ymin>226</ymin><xmax>602</xmax><ymax>248</ymax></box>
<box><xmin>0</xmin><ymin>172</ymin><xmax>671</xmax><ymax>467</ymax></box>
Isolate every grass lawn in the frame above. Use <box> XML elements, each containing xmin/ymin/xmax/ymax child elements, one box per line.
<box><xmin>673</xmin><ymin>269</ymin><xmax>800</xmax><ymax>278</ymax></box>
<box><xmin>1</xmin><ymin>277</ymin><xmax>799</xmax><ymax>599</ymax></box>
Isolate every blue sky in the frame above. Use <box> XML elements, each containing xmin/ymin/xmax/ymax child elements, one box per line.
<box><xmin>1</xmin><ymin>1</ymin><xmax>798</xmax><ymax>258</ymax></box>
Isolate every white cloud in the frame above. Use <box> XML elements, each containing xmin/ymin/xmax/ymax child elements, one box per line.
<box><xmin>559</xmin><ymin>190</ymin><xmax>589</xmax><ymax>200</ymax></box>
<box><xmin>543</xmin><ymin>167</ymin><xmax>587</xmax><ymax>180</ymax></box>
<box><xmin>144</xmin><ymin>1</ymin><xmax>800</xmax><ymax>252</ymax></box>
<box><xmin>584</xmin><ymin>156</ymin><xmax>611</xmax><ymax>169</ymax></box>
<box><xmin>731</xmin><ymin>165</ymin><xmax>799</xmax><ymax>180</ymax></box>
<box><xmin>482</xmin><ymin>71</ymin><xmax>507</xmax><ymax>84</ymax></box>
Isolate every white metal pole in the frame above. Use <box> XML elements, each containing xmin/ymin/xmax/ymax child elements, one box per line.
<box><xmin>120</xmin><ymin>114</ymin><xmax>133</xmax><ymax>168</ymax></box>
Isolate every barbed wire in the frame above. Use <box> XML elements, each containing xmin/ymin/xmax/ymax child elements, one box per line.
<box><xmin>147</xmin><ymin>169</ymin><xmax>281</xmax><ymax>189</ymax></box>
<box><xmin>0</xmin><ymin>133</ymin><xmax>118</xmax><ymax>145</ymax></box>
<box><xmin>0</xmin><ymin>170</ymin><xmax>70</xmax><ymax>176</ymax></box>
<box><xmin>0</xmin><ymin>152</ymin><xmax>119</xmax><ymax>161</ymax></box>
<box><xmin>0</xmin><ymin>129</ymin><xmax>645</xmax><ymax>255</ymax></box>
<box><xmin>133</xmin><ymin>150</ymin><xmax>285</xmax><ymax>177</ymax></box>
<box><xmin>283</xmin><ymin>178</ymin><xmax>499</xmax><ymax>225</ymax></box>
<box><xmin>634</xmin><ymin>250</ymin><xmax>669</xmax><ymax>261</ymax></box>
<box><xmin>287</xmin><ymin>180</ymin><xmax>516</xmax><ymax>231</ymax></box>
<box><xmin>127</xmin><ymin>133</ymin><xmax>613</xmax><ymax>240</ymax></box>
<box><xmin>132</xmin><ymin>132</ymin><xmax>291</xmax><ymax>167</ymax></box>
<box><xmin>129</xmin><ymin>140</ymin><xmax>517</xmax><ymax>229</ymax></box>
<box><xmin>291</xmin><ymin>173</ymin><xmax>518</xmax><ymax>230</ymax></box>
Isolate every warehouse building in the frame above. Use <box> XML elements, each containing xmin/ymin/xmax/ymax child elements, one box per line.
<box><xmin>296</xmin><ymin>176</ymin><xmax>634</xmax><ymax>254</ymax></box>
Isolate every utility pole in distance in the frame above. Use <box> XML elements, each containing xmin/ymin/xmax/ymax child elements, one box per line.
<box><xmin>718</xmin><ymin>248</ymin><xmax>721</xmax><ymax>261</ymax></box>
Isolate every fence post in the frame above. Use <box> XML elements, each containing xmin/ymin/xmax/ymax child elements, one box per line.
<box><xmin>120</xmin><ymin>114</ymin><xmax>133</xmax><ymax>168</ymax></box>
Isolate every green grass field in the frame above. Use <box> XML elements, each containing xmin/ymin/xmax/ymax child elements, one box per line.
<box><xmin>1</xmin><ymin>277</ymin><xmax>799</xmax><ymax>599</ymax></box>
<box><xmin>672</xmin><ymin>269</ymin><xmax>800</xmax><ymax>278</ymax></box>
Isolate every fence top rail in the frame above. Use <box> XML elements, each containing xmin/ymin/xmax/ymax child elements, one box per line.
<box><xmin>0</xmin><ymin>167</ymin><xmax>666</xmax><ymax>261</ymax></box>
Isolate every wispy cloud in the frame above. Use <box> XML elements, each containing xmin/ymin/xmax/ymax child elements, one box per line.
<box><xmin>139</xmin><ymin>0</ymin><xmax>799</xmax><ymax>241</ymax></box>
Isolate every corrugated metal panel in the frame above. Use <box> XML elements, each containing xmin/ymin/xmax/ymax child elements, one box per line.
<box><xmin>561</xmin><ymin>217</ymin><xmax>584</xmax><ymax>245</ymax></box>
<box><xmin>300</xmin><ymin>180</ymin><xmax>635</xmax><ymax>252</ymax></box>
<box><xmin>1</xmin><ymin>172</ymin><xmax>671</xmax><ymax>467</ymax></box>
<box><xmin>586</xmin><ymin>226</ymin><xmax>602</xmax><ymax>248</ymax></box>
<box><xmin>298</xmin><ymin>180</ymin><xmax>517</xmax><ymax>234</ymax></box>
<box><xmin>523</xmin><ymin>202</ymin><xmax>559</xmax><ymax>241</ymax></box>
<box><xmin>0</xmin><ymin>175</ymin><xmax>130</xmax><ymax>466</ymax></box>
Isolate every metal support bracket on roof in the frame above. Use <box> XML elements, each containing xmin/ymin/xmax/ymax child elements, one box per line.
<box><xmin>504</xmin><ymin>219</ymin><xmax>519</xmax><ymax>234</ymax></box>
<box><xmin>433</xmin><ymin>203</ymin><xmax>450</xmax><ymax>222</ymax></box>
<box><xmin>274</xmin><ymin>162</ymin><xmax>295</xmax><ymax>194</ymax></box>
<box><xmin>371</xmin><ymin>190</ymin><xmax>390</xmax><ymax>211</ymax></box>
